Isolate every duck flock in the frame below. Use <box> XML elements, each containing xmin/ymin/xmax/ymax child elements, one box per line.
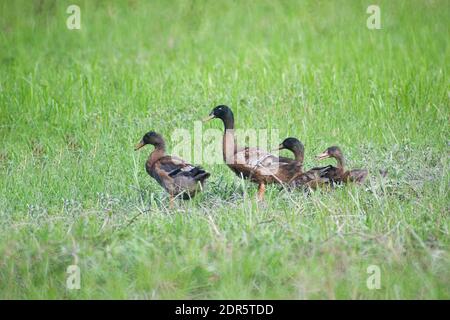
<box><xmin>135</xmin><ymin>105</ymin><xmax>368</xmax><ymax>207</ymax></box>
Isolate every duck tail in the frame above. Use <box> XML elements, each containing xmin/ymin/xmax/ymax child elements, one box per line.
<box><xmin>190</xmin><ymin>166</ymin><xmax>211</xmax><ymax>182</ymax></box>
<box><xmin>195</xmin><ymin>171</ymin><xmax>211</xmax><ymax>182</ymax></box>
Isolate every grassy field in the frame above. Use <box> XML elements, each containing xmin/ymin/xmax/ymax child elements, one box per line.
<box><xmin>0</xmin><ymin>0</ymin><xmax>449</xmax><ymax>299</ymax></box>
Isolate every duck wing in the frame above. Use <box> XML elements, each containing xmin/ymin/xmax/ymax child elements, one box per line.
<box><xmin>309</xmin><ymin>165</ymin><xmax>337</xmax><ymax>178</ymax></box>
<box><xmin>289</xmin><ymin>165</ymin><xmax>333</xmax><ymax>187</ymax></box>
<box><xmin>149</xmin><ymin>156</ymin><xmax>210</xmax><ymax>194</ymax></box>
<box><xmin>238</xmin><ymin>147</ymin><xmax>279</xmax><ymax>166</ymax></box>
<box><xmin>316</xmin><ymin>165</ymin><xmax>348</xmax><ymax>186</ymax></box>
<box><xmin>239</xmin><ymin>147</ymin><xmax>296</xmax><ymax>181</ymax></box>
<box><xmin>156</xmin><ymin>156</ymin><xmax>210</xmax><ymax>181</ymax></box>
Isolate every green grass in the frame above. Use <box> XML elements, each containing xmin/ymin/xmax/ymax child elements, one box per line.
<box><xmin>0</xmin><ymin>0</ymin><xmax>449</xmax><ymax>299</ymax></box>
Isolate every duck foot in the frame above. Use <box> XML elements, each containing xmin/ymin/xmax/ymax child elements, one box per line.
<box><xmin>169</xmin><ymin>194</ymin><xmax>174</xmax><ymax>209</ymax></box>
<box><xmin>257</xmin><ymin>183</ymin><xmax>266</xmax><ymax>202</ymax></box>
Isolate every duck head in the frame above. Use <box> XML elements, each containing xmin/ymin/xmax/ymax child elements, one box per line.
<box><xmin>316</xmin><ymin>146</ymin><xmax>343</xmax><ymax>161</ymax></box>
<box><xmin>274</xmin><ymin>137</ymin><xmax>303</xmax><ymax>152</ymax></box>
<box><xmin>203</xmin><ymin>105</ymin><xmax>234</xmax><ymax>129</ymax></box>
<box><xmin>273</xmin><ymin>137</ymin><xmax>305</xmax><ymax>162</ymax></box>
<box><xmin>135</xmin><ymin>131</ymin><xmax>165</xmax><ymax>150</ymax></box>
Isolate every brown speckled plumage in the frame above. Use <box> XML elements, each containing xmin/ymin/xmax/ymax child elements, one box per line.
<box><xmin>316</xmin><ymin>146</ymin><xmax>368</xmax><ymax>185</ymax></box>
<box><xmin>276</xmin><ymin>137</ymin><xmax>333</xmax><ymax>189</ymax></box>
<box><xmin>204</xmin><ymin>105</ymin><xmax>300</xmax><ymax>200</ymax></box>
<box><xmin>135</xmin><ymin>131</ymin><xmax>210</xmax><ymax>206</ymax></box>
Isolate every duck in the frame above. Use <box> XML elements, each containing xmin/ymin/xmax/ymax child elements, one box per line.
<box><xmin>135</xmin><ymin>131</ymin><xmax>210</xmax><ymax>207</ymax></box>
<box><xmin>273</xmin><ymin>137</ymin><xmax>305</xmax><ymax>167</ymax></box>
<box><xmin>275</xmin><ymin>137</ymin><xmax>333</xmax><ymax>189</ymax></box>
<box><xmin>203</xmin><ymin>105</ymin><xmax>297</xmax><ymax>200</ymax></box>
<box><xmin>316</xmin><ymin>146</ymin><xmax>368</xmax><ymax>185</ymax></box>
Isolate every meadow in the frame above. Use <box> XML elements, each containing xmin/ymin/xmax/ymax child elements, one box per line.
<box><xmin>0</xmin><ymin>0</ymin><xmax>449</xmax><ymax>299</ymax></box>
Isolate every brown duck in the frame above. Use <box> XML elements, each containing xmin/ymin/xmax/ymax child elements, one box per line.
<box><xmin>275</xmin><ymin>137</ymin><xmax>332</xmax><ymax>189</ymax></box>
<box><xmin>135</xmin><ymin>131</ymin><xmax>210</xmax><ymax>206</ymax></box>
<box><xmin>203</xmin><ymin>105</ymin><xmax>297</xmax><ymax>200</ymax></box>
<box><xmin>316</xmin><ymin>146</ymin><xmax>368</xmax><ymax>185</ymax></box>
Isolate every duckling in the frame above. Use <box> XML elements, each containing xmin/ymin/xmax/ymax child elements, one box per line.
<box><xmin>316</xmin><ymin>146</ymin><xmax>368</xmax><ymax>185</ymax></box>
<box><xmin>276</xmin><ymin>137</ymin><xmax>332</xmax><ymax>189</ymax></box>
<box><xmin>135</xmin><ymin>131</ymin><xmax>210</xmax><ymax>207</ymax></box>
<box><xmin>203</xmin><ymin>105</ymin><xmax>296</xmax><ymax>200</ymax></box>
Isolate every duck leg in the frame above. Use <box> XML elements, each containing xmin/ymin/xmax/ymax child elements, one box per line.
<box><xmin>257</xmin><ymin>183</ymin><xmax>266</xmax><ymax>201</ymax></box>
<box><xmin>169</xmin><ymin>194</ymin><xmax>174</xmax><ymax>209</ymax></box>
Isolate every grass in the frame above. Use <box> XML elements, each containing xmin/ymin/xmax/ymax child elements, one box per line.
<box><xmin>0</xmin><ymin>0</ymin><xmax>449</xmax><ymax>299</ymax></box>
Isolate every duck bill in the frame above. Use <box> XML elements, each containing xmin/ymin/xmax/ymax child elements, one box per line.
<box><xmin>134</xmin><ymin>140</ymin><xmax>145</xmax><ymax>151</ymax></box>
<box><xmin>202</xmin><ymin>114</ymin><xmax>215</xmax><ymax>122</ymax></box>
<box><xmin>316</xmin><ymin>152</ymin><xmax>330</xmax><ymax>161</ymax></box>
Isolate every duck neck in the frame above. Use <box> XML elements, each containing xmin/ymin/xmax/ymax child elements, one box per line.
<box><xmin>292</xmin><ymin>146</ymin><xmax>304</xmax><ymax>164</ymax></box>
<box><xmin>297</xmin><ymin>153</ymin><xmax>304</xmax><ymax>172</ymax></box>
<box><xmin>221</xmin><ymin>111</ymin><xmax>235</xmax><ymax>130</ymax></box>
<box><xmin>335</xmin><ymin>155</ymin><xmax>345</xmax><ymax>171</ymax></box>
<box><xmin>148</xmin><ymin>144</ymin><xmax>166</xmax><ymax>167</ymax></box>
<box><xmin>220</xmin><ymin>113</ymin><xmax>236</xmax><ymax>163</ymax></box>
